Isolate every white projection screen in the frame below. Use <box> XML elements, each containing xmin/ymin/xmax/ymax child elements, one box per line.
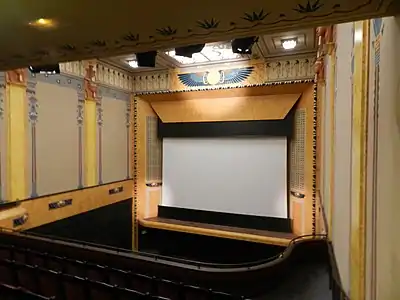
<box><xmin>161</xmin><ymin>137</ymin><xmax>288</xmax><ymax>219</ymax></box>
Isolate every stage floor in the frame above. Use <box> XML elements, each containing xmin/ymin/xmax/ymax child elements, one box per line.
<box><xmin>140</xmin><ymin>217</ymin><xmax>296</xmax><ymax>246</ymax></box>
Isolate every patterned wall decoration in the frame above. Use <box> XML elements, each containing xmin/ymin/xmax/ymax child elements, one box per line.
<box><xmin>265</xmin><ymin>57</ymin><xmax>315</xmax><ymax>82</ymax></box>
<box><xmin>125</xmin><ymin>98</ymin><xmax>132</xmax><ymax>179</ymax></box>
<box><xmin>291</xmin><ymin>108</ymin><xmax>307</xmax><ymax>193</ymax></box>
<box><xmin>77</xmin><ymin>85</ymin><xmax>85</xmax><ymax>189</ymax></box>
<box><xmin>0</xmin><ymin>72</ymin><xmax>5</xmax><ymax>202</ymax></box>
<box><xmin>177</xmin><ymin>66</ymin><xmax>254</xmax><ymax>88</ymax></box>
<box><xmin>26</xmin><ymin>77</ymin><xmax>38</xmax><ymax>197</ymax></box>
<box><xmin>60</xmin><ymin>61</ymin><xmax>133</xmax><ymax>92</ymax></box>
<box><xmin>96</xmin><ymin>90</ymin><xmax>104</xmax><ymax>185</ymax></box>
<box><xmin>133</xmin><ymin>57</ymin><xmax>315</xmax><ymax>93</ymax></box>
<box><xmin>170</xmin><ymin>60</ymin><xmax>266</xmax><ymax>91</ymax></box>
<box><xmin>145</xmin><ymin>116</ymin><xmax>162</xmax><ymax>183</ymax></box>
<box><xmin>133</xmin><ymin>72</ymin><xmax>170</xmax><ymax>93</ymax></box>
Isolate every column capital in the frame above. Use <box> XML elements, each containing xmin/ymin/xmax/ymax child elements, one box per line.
<box><xmin>6</xmin><ymin>69</ymin><xmax>27</xmax><ymax>87</ymax></box>
<box><xmin>84</xmin><ymin>60</ymin><xmax>98</xmax><ymax>101</ymax></box>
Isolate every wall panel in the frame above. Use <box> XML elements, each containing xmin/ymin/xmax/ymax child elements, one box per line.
<box><xmin>34</xmin><ymin>80</ymin><xmax>80</xmax><ymax>196</ymax></box>
<box><xmin>101</xmin><ymin>95</ymin><xmax>130</xmax><ymax>183</ymax></box>
<box><xmin>331</xmin><ymin>22</ymin><xmax>354</xmax><ymax>294</ymax></box>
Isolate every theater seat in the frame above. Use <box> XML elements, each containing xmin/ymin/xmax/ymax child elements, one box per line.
<box><xmin>109</xmin><ymin>268</ymin><xmax>130</xmax><ymax>287</ymax></box>
<box><xmin>0</xmin><ymin>259</ymin><xmax>17</xmax><ymax>285</ymax></box>
<box><xmin>86</xmin><ymin>262</ymin><xmax>108</xmax><ymax>282</ymax></box>
<box><xmin>115</xmin><ymin>286</ymin><xmax>145</xmax><ymax>300</ymax></box>
<box><xmin>62</xmin><ymin>274</ymin><xmax>89</xmax><ymax>300</ymax></box>
<box><xmin>88</xmin><ymin>280</ymin><xmax>115</xmax><ymax>300</ymax></box>
<box><xmin>36</xmin><ymin>267</ymin><xmax>63</xmax><ymax>299</ymax></box>
<box><xmin>14</xmin><ymin>261</ymin><xmax>39</xmax><ymax>293</ymax></box>
<box><xmin>64</xmin><ymin>258</ymin><xmax>86</xmax><ymax>277</ymax></box>
<box><xmin>26</xmin><ymin>249</ymin><xmax>47</xmax><ymax>268</ymax></box>
<box><xmin>129</xmin><ymin>273</ymin><xmax>155</xmax><ymax>294</ymax></box>
<box><xmin>157</xmin><ymin>278</ymin><xmax>183</xmax><ymax>299</ymax></box>
<box><xmin>0</xmin><ymin>244</ymin><xmax>13</xmax><ymax>260</ymax></box>
<box><xmin>183</xmin><ymin>285</ymin><xmax>210</xmax><ymax>300</ymax></box>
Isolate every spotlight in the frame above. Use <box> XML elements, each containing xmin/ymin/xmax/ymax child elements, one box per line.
<box><xmin>136</xmin><ymin>51</ymin><xmax>157</xmax><ymax>68</ymax></box>
<box><xmin>282</xmin><ymin>39</ymin><xmax>297</xmax><ymax>50</ymax></box>
<box><xmin>231</xmin><ymin>37</ymin><xmax>258</xmax><ymax>54</ymax></box>
<box><xmin>28</xmin><ymin>64</ymin><xmax>60</xmax><ymax>75</ymax></box>
<box><xmin>127</xmin><ymin>60</ymin><xmax>139</xmax><ymax>68</ymax></box>
<box><xmin>175</xmin><ymin>44</ymin><xmax>205</xmax><ymax>58</ymax></box>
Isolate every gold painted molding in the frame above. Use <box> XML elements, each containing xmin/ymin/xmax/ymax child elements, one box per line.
<box><xmin>350</xmin><ymin>20</ymin><xmax>369</xmax><ymax>300</ymax></box>
<box><xmin>140</xmin><ymin>219</ymin><xmax>292</xmax><ymax>246</ymax></box>
<box><xmin>5</xmin><ymin>82</ymin><xmax>28</xmax><ymax>201</ymax></box>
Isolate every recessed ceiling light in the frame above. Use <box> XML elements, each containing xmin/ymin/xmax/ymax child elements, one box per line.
<box><xmin>127</xmin><ymin>60</ymin><xmax>139</xmax><ymax>68</ymax></box>
<box><xmin>28</xmin><ymin>18</ymin><xmax>57</xmax><ymax>29</ymax></box>
<box><xmin>282</xmin><ymin>39</ymin><xmax>297</xmax><ymax>50</ymax></box>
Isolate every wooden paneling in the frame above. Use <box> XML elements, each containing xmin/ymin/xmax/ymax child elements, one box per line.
<box><xmin>0</xmin><ymin>179</ymin><xmax>133</xmax><ymax>230</ymax></box>
<box><xmin>151</xmin><ymin>94</ymin><xmax>300</xmax><ymax>123</ymax></box>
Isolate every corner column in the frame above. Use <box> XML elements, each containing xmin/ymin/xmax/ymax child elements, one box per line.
<box><xmin>5</xmin><ymin>69</ymin><xmax>28</xmax><ymax>201</ymax></box>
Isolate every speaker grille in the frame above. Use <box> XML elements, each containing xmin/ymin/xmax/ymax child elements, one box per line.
<box><xmin>290</xmin><ymin>109</ymin><xmax>306</xmax><ymax>192</ymax></box>
<box><xmin>146</xmin><ymin>116</ymin><xmax>162</xmax><ymax>182</ymax></box>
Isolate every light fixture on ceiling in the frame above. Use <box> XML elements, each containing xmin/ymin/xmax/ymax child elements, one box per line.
<box><xmin>127</xmin><ymin>60</ymin><xmax>139</xmax><ymax>68</ymax></box>
<box><xmin>166</xmin><ymin>42</ymin><xmax>241</xmax><ymax>65</ymax></box>
<box><xmin>231</xmin><ymin>37</ymin><xmax>258</xmax><ymax>54</ymax></box>
<box><xmin>175</xmin><ymin>44</ymin><xmax>205</xmax><ymax>58</ymax></box>
<box><xmin>28</xmin><ymin>18</ymin><xmax>57</xmax><ymax>29</ymax></box>
<box><xmin>135</xmin><ymin>51</ymin><xmax>157</xmax><ymax>68</ymax></box>
<box><xmin>28</xmin><ymin>64</ymin><xmax>60</xmax><ymax>75</ymax></box>
<box><xmin>281</xmin><ymin>38</ymin><xmax>297</xmax><ymax>50</ymax></box>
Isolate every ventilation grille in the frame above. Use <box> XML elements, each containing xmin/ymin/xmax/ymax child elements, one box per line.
<box><xmin>146</xmin><ymin>116</ymin><xmax>162</xmax><ymax>182</ymax></box>
<box><xmin>290</xmin><ymin>109</ymin><xmax>306</xmax><ymax>192</ymax></box>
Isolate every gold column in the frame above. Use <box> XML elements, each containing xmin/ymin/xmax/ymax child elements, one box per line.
<box><xmin>5</xmin><ymin>69</ymin><xmax>28</xmax><ymax>201</ymax></box>
<box><xmin>83</xmin><ymin>61</ymin><xmax>98</xmax><ymax>187</ymax></box>
<box><xmin>350</xmin><ymin>20</ymin><xmax>369</xmax><ymax>300</ymax></box>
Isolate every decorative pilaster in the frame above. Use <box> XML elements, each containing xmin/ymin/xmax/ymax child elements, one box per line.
<box><xmin>96</xmin><ymin>91</ymin><xmax>103</xmax><ymax>185</ymax></box>
<box><xmin>27</xmin><ymin>79</ymin><xmax>38</xmax><ymax>197</ymax></box>
<box><xmin>5</xmin><ymin>69</ymin><xmax>28</xmax><ymax>201</ymax></box>
<box><xmin>77</xmin><ymin>88</ymin><xmax>85</xmax><ymax>189</ymax></box>
<box><xmin>126</xmin><ymin>99</ymin><xmax>131</xmax><ymax>179</ymax></box>
<box><xmin>83</xmin><ymin>60</ymin><xmax>98</xmax><ymax>187</ymax></box>
<box><xmin>0</xmin><ymin>72</ymin><xmax>5</xmax><ymax>202</ymax></box>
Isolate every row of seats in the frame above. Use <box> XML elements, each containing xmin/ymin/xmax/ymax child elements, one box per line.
<box><xmin>0</xmin><ymin>282</ymin><xmax>54</xmax><ymax>300</ymax></box>
<box><xmin>0</xmin><ymin>243</ymin><xmax>246</xmax><ymax>300</ymax></box>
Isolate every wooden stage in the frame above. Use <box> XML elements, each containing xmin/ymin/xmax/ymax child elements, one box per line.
<box><xmin>140</xmin><ymin>217</ymin><xmax>296</xmax><ymax>246</ymax></box>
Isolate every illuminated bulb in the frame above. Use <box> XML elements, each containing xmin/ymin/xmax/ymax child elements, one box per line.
<box><xmin>28</xmin><ymin>18</ymin><xmax>56</xmax><ymax>28</ymax></box>
<box><xmin>128</xmin><ymin>60</ymin><xmax>139</xmax><ymax>68</ymax></box>
<box><xmin>282</xmin><ymin>39</ymin><xmax>297</xmax><ymax>50</ymax></box>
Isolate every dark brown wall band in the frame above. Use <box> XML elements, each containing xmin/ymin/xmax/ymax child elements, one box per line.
<box><xmin>158</xmin><ymin>110</ymin><xmax>295</xmax><ymax>138</ymax></box>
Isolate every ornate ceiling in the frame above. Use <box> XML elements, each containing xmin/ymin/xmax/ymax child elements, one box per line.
<box><xmin>0</xmin><ymin>0</ymin><xmax>397</xmax><ymax>71</ymax></box>
<box><xmin>103</xmin><ymin>28</ymin><xmax>316</xmax><ymax>72</ymax></box>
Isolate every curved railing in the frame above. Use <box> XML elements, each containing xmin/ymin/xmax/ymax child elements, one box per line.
<box><xmin>0</xmin><ymin>226</ymin><xmax>327</xmax><ymax>270</ymax></box>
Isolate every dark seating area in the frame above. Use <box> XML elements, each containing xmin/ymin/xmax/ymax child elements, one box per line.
<box><xmin>0</xmin><ymin>242</ymin><xmax>248</xmax><ymax>300</ymax></box>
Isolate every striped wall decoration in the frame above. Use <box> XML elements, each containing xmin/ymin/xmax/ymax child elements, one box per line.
<box><xmin>0</xmin><ymin>72</ymin><xmax>5</xmax><ymax>202</ymax></box>
<box><xmin>27</xmin><ymin>78</ymin><xmax>38</xmax><ymax>197</ymax></box>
